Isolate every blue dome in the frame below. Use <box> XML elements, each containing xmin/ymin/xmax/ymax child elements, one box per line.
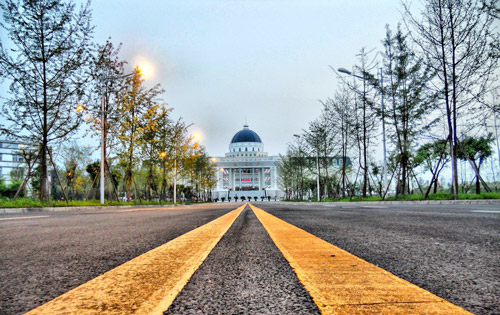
<box><xmin>231</xmin><ymin>124</ymin><xmax>262</xmax><ymax>143</ymax></box>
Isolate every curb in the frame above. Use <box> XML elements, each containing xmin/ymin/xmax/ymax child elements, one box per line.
<box><xmin>2</xmin><ymin>199</ymin><xmax>498</xmax><ymax>214</ymax></box>
<box><xmin>0</xmin><ymin>201</ymin><xmax>247</xmax><ymax>214</ymax></box>
<box><xmin>324</xmin><ymin>199</ymin><xmax>500</xmax><ymax>205</ymax></box>
<box><xmin>257</xmin><ymin>199</ymin><xmax>500</xmax><ymax>206</ymax></box>
<box><xmin>0</xmin><ymin>203</ymin><xmax>177</xmax><ymax>214</ymax></box>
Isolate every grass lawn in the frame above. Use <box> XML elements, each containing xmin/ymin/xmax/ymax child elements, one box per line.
<box><xmin>288</xmin><ymin>191</ymin><xmax>500</xmax><ymax>203</ymax></box>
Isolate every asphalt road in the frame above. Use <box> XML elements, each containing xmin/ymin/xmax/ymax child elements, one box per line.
<box><xmin>0</xmin><ymin>204</ymin><xmax>236</xmax><ymax>315</ymax></box>
<box><xmin>254</xmin><ymin>202</ymin><xmax>500</xmax><ymax>315</ymax></box>
<box><xmin>1</xmin><ymin>202</ymin><xmax>499</xmax><ymax>314</ymax></box>
<box><xmin>165</xmin><ymin>206</ymin><xmax>320</xmax><ymax>315</ymax></box>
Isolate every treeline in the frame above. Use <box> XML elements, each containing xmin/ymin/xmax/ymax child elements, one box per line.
<box><xmin>0</xmin><ymin>0</ymin><xmax>217</xmax><ymax>202</ymax></box>
<box><xmin>279</xmin><ymin>0</ymin><xmax>499</xmax><ymax>200</ymax></box>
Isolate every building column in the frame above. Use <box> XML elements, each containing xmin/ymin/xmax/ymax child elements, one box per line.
<box><xmin>252</xmin><ymin>167</ymin><xmax>254</xmax><ymax>190</ymax></box>
<box><xmin>271</xmin><ymin>167</ymin><xmax>275</xmax><ymax>189</ymax></box>
<box><xmin>239</xmin><ymin>168</ymin><xmax>242</xmax><ymax>191</ymax></box>
<box><xmin>258</xmin><ymin>168</ymin><xmax>262</xmax><ymax>191</ymax></box>
<box><xmin>229</xmin><ymin>168</ymin><xmax>233</xmax><ymax>191</ymax></box>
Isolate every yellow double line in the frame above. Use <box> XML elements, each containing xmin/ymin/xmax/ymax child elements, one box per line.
<box><xmin>249</xmin><ymin>204</ymin><xmax>472</xmax><ymax>315</ymax></box>
<box><xmin>27</xmin><ymin>205</ymin><xmax>245</xmax><ymax>315</ymax></box>
<box><xmin>27</xmin><ymin>203</ymin><xmax>472</xmax><ymax>314</ymax></box>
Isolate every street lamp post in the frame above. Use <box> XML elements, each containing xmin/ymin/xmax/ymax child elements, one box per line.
<box><xmin>99</xmin><ymin>66</ymin><xmax>151</xmax><ymax>205</ymax></box>
<box><xmin>315</xmin><ymin>138</ymin><xmax>320</xmax><ymax>201</ymax></box>
<box><xmin>160</xmin><ymin>151</ymin><xmax>167</xmax><ymax>203</ymax></box>
<box><xmin>173</xmin><ymin>153</ymin><xmax>177</xmax><ymax>204</ymax></box>
<box><xmin>100</xmin><ymin>87</ymin><xmax>106</xmax><ymax>204</ymax></box>
<box><xmin>75</xmin><ymin>87</ymin><xmax>114</xmax><ymax>205</ymax></box>
<box><xmin>338</xmin><ymin>67</ymin><xmax>387</xmax><ymax>195</ymax></box>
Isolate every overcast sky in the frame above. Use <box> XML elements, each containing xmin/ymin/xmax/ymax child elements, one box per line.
<box><xmin>2</xmin><ymin>0</ymin><xmax>408</xmax><ymax>157</ymax></box>
<box><xmin>90</xmin><ymin>0</ymin><xmax>410</xmax><ymax>157</ymax></box>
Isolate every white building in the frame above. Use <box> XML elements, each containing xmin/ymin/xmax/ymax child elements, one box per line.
<box><xmin>212</xmin><ymin>124</ymin><xmax>283</xmax><ymax>200</ymax></box>
<box><xmin>0</xmin><ymin>139</ymin><xmax>24</xmax><ymax>184</ymax></box>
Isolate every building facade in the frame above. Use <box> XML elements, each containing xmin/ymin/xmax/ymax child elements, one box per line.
<box><xmin>0</xmin><ymin>139</ymin><xmax>24</xmax><ymax>184</ymax></box>
<box><xmin>212</xmin><ymin>124</ymin><xmax>283</xmax><ymax>200</ymax></box>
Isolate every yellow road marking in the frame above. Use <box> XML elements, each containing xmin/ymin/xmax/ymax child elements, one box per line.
<box><xmin>26</xmin><ymin>205</ymin><xmax>245</xmax><ymax>315</ymax></box>
<box><xmin>249</xmin><ymin>204</ymin><xmax>472</xmax><ymax>315</ymax></box>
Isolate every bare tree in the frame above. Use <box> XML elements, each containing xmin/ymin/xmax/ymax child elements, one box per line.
<box><xmin>338</xmin><ymin>48</ymin><xmax>378</xmax><ymax>197</ymax></box>
<box><xmin>322</xmin><ymin>87</ymin><xmax>355</xmax><ymax>198</ymax></box>
<box><xmin>377</xmin><ymin>24</ymin><xmax>436</xmax><ymax>196</ymax></box>
<box><xmin>87</xmin><ymin>40</ymin><xmax>127</xmax><ymax>159</ymax></box>
<box><xmin>404</xmin><ymin>0</ymin><xmax>500</xmax><ymax>198</ymax></box>
<box><xmin>0</xmin><ymin>0</ymin><xmax>94</xmax><ymax>201</ymax></box>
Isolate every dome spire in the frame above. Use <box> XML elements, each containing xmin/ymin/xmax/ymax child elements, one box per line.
<box><xmin>243</xmin><ymin>123</ymin><xmax>249</xmax><ymax>130</ymax></box>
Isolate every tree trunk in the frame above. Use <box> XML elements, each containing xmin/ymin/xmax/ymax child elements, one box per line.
<box><xmin>362</xmin><ymin>83</ymin><xmax>368</xmax><ymax>197</ymax></box>
<box><xmin>126</xmin><ymin>168</ymin><xmax>132</xmax><ymax>201</ymax></box>
<box><xmin>436</xmin><ymin>1</ymin><xmax>456</xmax><ymax>198</ymax></box>
<box><xmin>424</xmin><ymin>155</ymin><xmax>444</xmax><ymax>198</ymax></box>
<box><xmin>401</xmin><ymin>159</ymin><xmax>407</xmax><ymax>195</ymax></box>
<box><xmin>41</xmin><ymin>142</ymin><xmax>48</xmax><ymax>202</ymax></box>
<box><xmin>40</xmin><ymin>19</ymin><xmax>49</xmax><ymax>203</ymax></box>
<box><xmin>476</xmin><ymin>175</ymin><xmax>480</xmax><ymax>194</ymax></box>
<box><xmin>469</xmin><ymin>159</ymin><xmax>491</xmax><ymax>193</ymax></box>
<box><xmin>448</xmin><ymin>1</ymin><xmax>459</xmax><ymax>199</ymax></box>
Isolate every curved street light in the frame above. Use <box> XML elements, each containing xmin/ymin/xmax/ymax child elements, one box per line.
<box><xmin>76</xmin><ymin>104</ymin><xmax>85</xmax><ymax>113</ymax></box>
<box><xmin>98</xmin><ymin>65</ymin><xmax>152</xmax><ymax>204</ymax></box>
<box><xmin>338</xmin><ymin>66</ymin><xmax>387</xmax><ymax>195</ymax></box>
<box><xmin>137</xmin><ymin>62</ymin><xmax>153</xmax><ymax>78</ymax></box>
<box><xmin>337</xmin><ymin>67</ymin><xmax>351</xmax><ymax>75</ymax></box>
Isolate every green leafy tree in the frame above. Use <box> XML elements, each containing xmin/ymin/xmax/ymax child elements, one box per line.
<box><xmin>190</xmin><ymin>147</ymin><xmax>217</xmax><ymax>201</ymax></box>
<box><xmin>168</xmin><ymin>119</ymin><xmax>197</xmax><ymax>202</ymax></box>
<box><xmin>155</xmin><ymin>110</ymin><xmax>174</xmax><ymax>202</ymax></box>
<box><xmin>277</xmin><ymin>151</ymin><xmax>299</xmax><ymax>200</ymax></box>
<box><xmin>457</xmin><ymin>134</ymin><xmax>494</xmax><ymax>194</ymax></box>
<box><xmin>139</xmin><ymin>104</ymin><xmax>170</xmax><ymax>201</ymax></box>
<box><xmin>61</xmin><ymin>143</ymin><xmax>92</xmax><ymax>199</ymax></box>
<box><xmin>9</xmin><ymin>167</ymin><xmax>24</xmax><ymax>183</ymax></box>
<box><xmin>414</xmin><ymin>139</ymin><xmax>449</xmax><ymax>197</ymax></box>
<box><xmin>85</xmin><ymin>39</ymin><xmax>127</xmax><ymax>192</ymax></box>
<box><xmin>0</xmin><ymin>178</ymin><xmax>21</xmax><ymax>198</ymax></box>
<box><xmin>0</xmin><ymin>0</ymin><xmax>94</xmax><ymax>201</ymax></box>
<box><xmin>114</xmin><ymin>69</ymin><xmax>164</xmax><ymax>201</ymax></box>
<box><xmin>85</xmin><ymin>161</ymin><xmax>100</xmax><ymax>199</ymax></box>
